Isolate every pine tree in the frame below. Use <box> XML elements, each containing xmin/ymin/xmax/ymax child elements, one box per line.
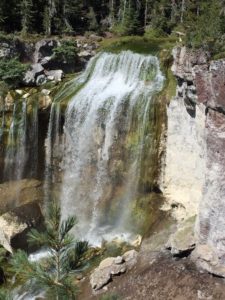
<box><xmin>87</xmin><ymin>6</ymin><xmax>98</xmax><ymax>31</ymax></box>
<box><xmin>10</xmin><ymin>203</ymin><xmax>88</xmax><ymax>300</ymax></box>
<box><xmin>20</xmin><ymin>0</ymin><xmax>34</xmax><ymax>36</ymax></box>
<box><xmin>43</xmin><ymin>0</ymin><xmax>57</xmax><ymax>35</ymax></box>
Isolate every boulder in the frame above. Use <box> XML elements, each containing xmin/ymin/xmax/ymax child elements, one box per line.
<box><xmin>192</xmin><ymin>244</ymin><xmax>225</xmax><ymax>277</ymax></box>
<box><xmin>23</xmin><ymin>63</ymin><xmax>44</xmax><ymax>86</ymax></box>
<box><xmin>122</xmin><ymin>249</ymin><xmax>138</xmax><ymax>270</ymax></box>
<box><xmin>90</xmin><ymin>250</ymin><xmax>138</xmax><ymax>290</ymax></box>
<box><xmin>0</xmin><ymin>202</ymin><xmax>44</xmax><ymax>253</ymax></box>
<box><xmin>36</xmin><ymin>74</ymin><xmax>47</xmax><ymax>86</ymax></box>
<box><xmin>114</xmin><ymin>256</ymin><xmax>124</xmax><ymax>265</ymax></box>
<box><xmin>33</xmin><ymin>39</ymin><xmax>59</xmax><ymax>64</ymax></box>
<box><xmin>0</xmin><ymin>43</ymin><xmax>11</xmax><ymax>58</ymax></box>
<box><xmin>78</xmin><ymin>50</ymin><xmax>95</xmax><ymax>58</ymax></box>
<box><xmin>45</xmin><ymin>70</ymin><xmax>64</xmax><ymax>82</ymax></box>
<box><xmin>166</xmin><ymin>216</ymin><xmax>196</xmax><ymax>255</ymax></box>
<box><xmin>39</xmin><ymin>56</ymin><xmax>52</xmax><ymax>66</ymax></box>
<box><xmin>0</xmin><ymin>38</ymin><xmax>34</xmax><ymax>62</ymax></box>
<box><xmin>90</xmin><ymin>256</ymin><xmax>126</xmax><ymax>290</ymax></box>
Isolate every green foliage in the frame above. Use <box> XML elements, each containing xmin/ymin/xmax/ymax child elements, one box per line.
<box><xmin>99</xmin><ymin>36</ymin><xmax>176</xmax><ymax>55</ymax></box>
<box><xmin>43</xmin><ymin>5</ymin><xmax>50</xmax><ymax>36</ymax></box>
<box><xmin>112</xmin><ymin>0</ymin><xmax>142</xmax><ymax>36</ymax></box>
<box><xmin>20</xmin><ymin>0</ymin><xmax>34</xmax><ymax>36</ymax></box>
<box><xmin>87</xmin><ymin>7</ymin><xmax>98</xmax><ymax>31</ymax></box>
<box><xmin>0</xmin><ymin>1</ymin><xmax>225</xmax><ymax>63</ymax></box>
<box><xmin>0</xmin><ymin>289</ymin><xmax>12</xmax><ymax>300</ymax></box>
<box><xmin>10</xmin><ymin>202</ymin><xmax>89</xmax><ymax>300</ymax></box>
<box><xmin>0</xmin><ymin>248</ymin><xmax>11</xmax><ymax>300</ymax></box>
<box><xmin>53</xmin><ymin>40</ymin><xmax>77</xmax><ymax>63</ymax></box>
<box><xmin>185</xmin><ymin>1</ymin><xmax>222</xmax><ymax>51</ymax></box>
<box><xmin>0</xmin><ymin>248</ymin><xmax>6</xmax><ymax>265</ymax></box>
<box><xmin>69</xmin><ymin>241</ymin><xmax>89</xmax><ymax>269</ymax></box>
<box><xmin>144</xmin><ymin>27</ymin><xmax>166</xmax><ymax>39</ymax></box>
<box><xmin>0</xmin><ymin>0</ymin><xmax>225</xmax><ymax>55</ymax></box>
<box><xmin>0</xmin><ymin>58</ymin><xmax>29</xmax><ymax>88</ymax></box>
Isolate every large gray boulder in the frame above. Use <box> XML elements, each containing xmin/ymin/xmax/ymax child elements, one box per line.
<box><xmin>33</xmin><ymin>39</ymin><xmax>59</xmax><ymax>64</ymax></box>
<box><xmin>166</xmin><ymin>216</ymin><xmax>196</xmax><ymax>255</ymax></box>
<box><xmin>23</xmin><ymin>63</ymin><xmax>44</xmax><ymax>86</ymax></box>
<box><xmin>45</xmin><ymin>70</ymin><xmax>64</xmax><ymax>82</ymax></box>
<box><xmin>90</xmin><ymin>250</ymin><xmax>138</xmax><ymax>290</ymax></box>
<box><xmin>0</xmin><ymin>202</ymin><xmax>44</xmax><ymax>253</ymax></box>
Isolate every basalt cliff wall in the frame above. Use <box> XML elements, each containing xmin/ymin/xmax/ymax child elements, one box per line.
<box><xmin>164</xmin><ymin>46</ymin><xmax>225</xmax><ymax>276</ymax></box>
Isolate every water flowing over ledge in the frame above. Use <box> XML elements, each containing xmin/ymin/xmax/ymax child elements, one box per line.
<box><xmin>46</xmin><ymin>50</ymin><xmax>165</xmax><ymax>245</ymax></box>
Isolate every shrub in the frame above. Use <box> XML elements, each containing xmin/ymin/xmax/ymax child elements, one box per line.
<box><xmin>53</xmin><ymin>40</ymin><xmax>77</xmax><ymax>63</ymax></box>
<box><xmin>0</xmin><ymin>58</ymin><xmax>29</xmax><ymax>88</ymax></box>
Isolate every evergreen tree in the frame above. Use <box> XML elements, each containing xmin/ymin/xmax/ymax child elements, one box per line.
<box><xmin>20</xmin><ymin>0</ymin><xmax>34</xmax><ymax>36</ymax></box>
<box><xmin>87</xmin><ymin>6</ymin><xmax>98</xmax><ymax>31</ymax></box>
<box><xmin>10</xmin><ymin>203</ymin><xmax>88</xmax><ymax>300</ymax></box>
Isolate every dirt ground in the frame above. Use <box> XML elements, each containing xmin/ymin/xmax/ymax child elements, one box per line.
<box><xmin>79</xmin><ymin>250</ymin><xmax>225</xmax><ymax>300</ymax></box>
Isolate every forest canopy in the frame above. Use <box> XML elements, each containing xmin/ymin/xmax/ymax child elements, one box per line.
<box><xmin>0</xmin><ymin>0</ymin><xmax>225</xmax><ymax>53</ymax></box>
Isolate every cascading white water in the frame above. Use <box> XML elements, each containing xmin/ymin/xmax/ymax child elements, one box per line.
<box><xmin>2</xmin><ymin>98</ymin><xmax>39</xmax><ymax>183</ymax></box>
<box><xmin>4</xmin><ymin>100</ymin><xmax>27</xmax><ymax>181</ymax></box>
<box><xmin>58</xmin><ymin>51</ymin><xmax>164</xmax><ymax>244</ymax></box>
<box><xmin>44</xmin><ymin>101</ymin><xmax>63</xmax><ymax>207</ymax></box>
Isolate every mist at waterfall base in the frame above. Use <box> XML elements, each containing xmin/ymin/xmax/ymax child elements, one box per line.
<box><xmin>47</xmin><ymin>51</ymin><xmax>164</xmax><ymax>246</ymax></box>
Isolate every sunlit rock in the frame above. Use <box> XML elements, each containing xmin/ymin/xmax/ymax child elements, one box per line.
<box><xmin>166</xmin><ymin>46</ymin><xmax>225</xmax><ymax>277</ymax></box>
<box><xmin>0</xmin><ymin>202</ymin><xmax>44</xmax><ymax>253</ymax></box>
<box><xmin>24</xmin><ymin>63</ymin><xmax>44</xmax><ymax>86</ymax></box>
<box><xmin>90</xmin><ymin>249</ymin><xmax>138</xmax><ymax>290</ymax></box>
<box><xmin>166</xmin><ymin>216</ymin><xmax>196</xmax><ymax>255</ymax></box>
<box><xmin>0</xmin><ymin>179</ymin><xmax>43</xmax><ymax>215</ymax></box>
<box><xmin>45</xmin><ymin>69</ymin><xmax>64</xmax><ymax>82</ymax></box>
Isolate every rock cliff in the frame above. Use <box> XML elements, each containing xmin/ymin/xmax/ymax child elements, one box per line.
<box><xmin>164</xmin><ymin>46</ymin><xmax>225</xmax><ymax>277</ymax></box>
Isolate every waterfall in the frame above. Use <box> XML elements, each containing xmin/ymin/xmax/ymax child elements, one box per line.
<box><xmin>2</xmin><ymin>97</ymin><xmax>39</xmax><ymax>183</ymax></box>
<box><xmin>4</xmin><ymin>100</ymin><xmax>27</xmax><ymax>181</ymax></box>
<box><xmin>44</xmin><ymin>101</ymin><xmax>63</xmax><ymax>206</ymax></box>
<box><xmin>56</xmin><ymin>50</ymin><xmax>164</xmax><ymax>244</ymax></box>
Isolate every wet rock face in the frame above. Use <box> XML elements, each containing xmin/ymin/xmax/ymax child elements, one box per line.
<box><xmin>168</xmin><ymin>46</ymin><xmax>225</xmax><ymax>277</ymax></box>
<box><xmin>0</xmin><ymin>179</ymin><xmax>43</xmax><ymax>215</ymax></box>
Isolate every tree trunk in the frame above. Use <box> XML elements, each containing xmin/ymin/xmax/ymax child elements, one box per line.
<box><xmin>111</xmin><ymin>0</ymin><xmax>115</xmax><ymax>25</ymax></box>
<box><xmin>180</xmin><ymin>0</ymin><xmax>185</xmax><ymax>23</ymax></box>
<box><xmin>123</xmin><ymin>0</ymin><xmax>127</xmax><ymax>22</ymax></box>
<box><xmin>144</xmin><ymin>0</ymin><xmax>148</xmax><ymax>28</ymax></box>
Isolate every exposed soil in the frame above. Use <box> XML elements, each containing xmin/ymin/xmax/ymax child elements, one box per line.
<box><xmin>79</xmin><ymin>250</ymin><xmax>225</xmax><ymax>300</ymax></box>
<box><xmin>78</xmin><ymin>222</ymin><xmax>225</xmax><ymax>300</ymax></box>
